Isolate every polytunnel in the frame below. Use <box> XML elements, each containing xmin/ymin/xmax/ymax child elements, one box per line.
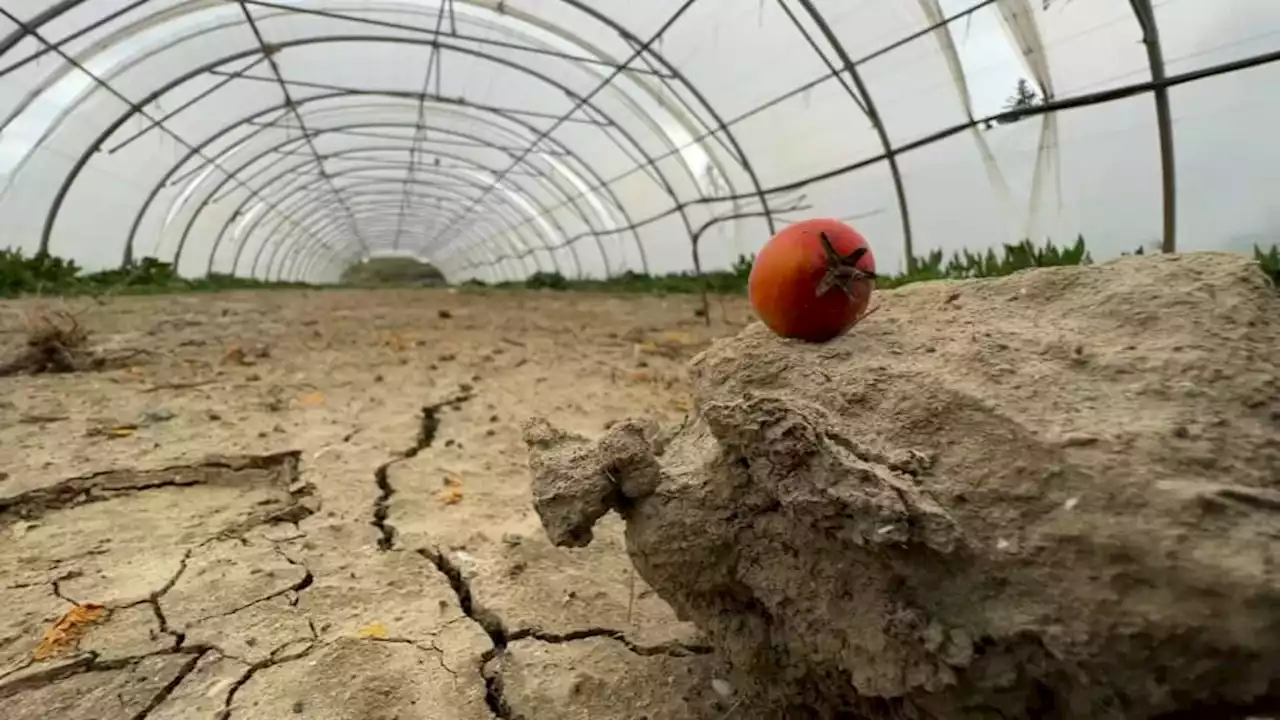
<box><xmin>1</xmin><ymin>0</ymin><xmax>1278</xmax><ymax>284</ymax></box>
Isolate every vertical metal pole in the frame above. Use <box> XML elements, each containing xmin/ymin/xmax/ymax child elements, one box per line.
<box><xmin>1130</xmin><ymin>0</ymin><xmax>1177</xmax><ymax>253</ymax></box>
<box><xmin>792</xmin><ymin>0</ymin><xmax>917</xmax><ymax>272</ymax></box>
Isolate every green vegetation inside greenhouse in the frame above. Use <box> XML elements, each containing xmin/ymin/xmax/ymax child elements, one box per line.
<box><xmin>3</xmin><ymin>238</ymin><xmax>1277</xmax><ymax>299</ymax></box>
<box><xmin>484</xmin><ymin>237</ymin><xmax>1279</xmax><ymax>294</ymax></box>
<box><xmin>339</xmin><ymin>256</ymin><xmax>447</xmax><ymax>286</ymax></box>
<box><xmin>0</xmin><ymin>249</ymin><xmax>312</xmax><ymax>297</ymax></box>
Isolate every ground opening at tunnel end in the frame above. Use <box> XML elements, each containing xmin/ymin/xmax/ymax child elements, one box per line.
<box><xmin>0</xmin><ymin>288</ymin><xmax>740</xmax><ymax>720</ymax></box>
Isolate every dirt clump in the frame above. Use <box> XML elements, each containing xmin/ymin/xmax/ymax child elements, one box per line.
<box><xmin>0</xmin><ymin>310</ymin><xmax>93</xmax><ymax>376</ymax></box>
<box><xmin>524</xmin><ymin>253</ymin><xmax>1280</xmax><ymax>719</ymax></box>
<box><xmin>0</xmin><ymin>308</ymin><xmax>143</xmax><ymax>376</ymax></box>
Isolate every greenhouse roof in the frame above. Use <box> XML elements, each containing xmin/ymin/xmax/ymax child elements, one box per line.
<box><xmin>0</xmin><ymin>0</ymin><xmax>1277</xmax><ymax>282</ymax></box>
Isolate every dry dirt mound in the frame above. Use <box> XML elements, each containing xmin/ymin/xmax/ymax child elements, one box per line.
<box><xmin>524</xmin><ymin>253</ymin><xmax>1280</xmax><ymax>719</ymax></box>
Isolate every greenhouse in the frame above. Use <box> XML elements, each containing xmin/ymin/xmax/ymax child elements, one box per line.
<box><xmin>2</xmin><ymin>0</ymin><xmax>1277</xmax><ymax>282</ymax></box>
<box><xmin>1</xmin><ymin>2</ymin><xmax>1278</xmax><ymax>719</ymax></box>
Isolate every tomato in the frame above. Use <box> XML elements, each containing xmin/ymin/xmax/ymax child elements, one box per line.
<box><xmin>747</xmin><ymin>218</ymin><xmax>877</xmax><ymax>342</ymax></box>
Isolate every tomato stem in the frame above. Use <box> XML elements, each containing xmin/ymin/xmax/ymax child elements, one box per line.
<box><xmin>815</xmin><ymin>231</ymin><xmax>876</xmax><ymax>298</ymax></box>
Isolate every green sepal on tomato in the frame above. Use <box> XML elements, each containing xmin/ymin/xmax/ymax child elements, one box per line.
<box><xmin>747</xmin><ymin>218</ymin><xmax>877</xmax><ymax>343</ymax></box>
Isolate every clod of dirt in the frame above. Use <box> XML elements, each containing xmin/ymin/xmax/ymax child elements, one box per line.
<box><xmin>0</xmin><ymin>311</ymin><xmax>93</xmax><ymax>376</ymax></box>
<box><xmin>524</xmin><ymin>254</ymin><xmax>1280</xmax><ymax>719</ymax></box>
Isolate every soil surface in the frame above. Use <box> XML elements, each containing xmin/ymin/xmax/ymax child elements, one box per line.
<box><xmin>525</xmin><ymin>253</ymin><xmax>1280</xmax><ymax>719</ymax></box>
<box><xmin>0</xmin><ymin>288</ymin><xmax>748</xmax><ymax>720</ymax></box>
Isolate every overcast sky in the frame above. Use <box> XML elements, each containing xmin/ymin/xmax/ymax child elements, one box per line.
<box><xmin>0</xmin><ymin>0</ymin><xmax>1276</xmax><ymax>280</ymax></box>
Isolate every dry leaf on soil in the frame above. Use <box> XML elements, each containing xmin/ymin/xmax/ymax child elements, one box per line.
<box><xmin>357</xmin><ymin>622</ymin><xmax>389</xmax><ymax>639</ymax></box>
<box><xmin>32</xmin><ymin>604</ymin><xmax>107</xmax><ymax>660</ymax></box>
<box><xmin>86</xmin><ymin>424</ymin><xmax>137</xmax><ymax>438</ymax></box>
<box><xmin>436</xmin><ymin>475</ymin><xmax>463</xmax><ymax>505</ymax></box>
<box><xmin>221</xmin><ymin>346</ymin><xmax>253</xmax><ymax>366</ymax></box>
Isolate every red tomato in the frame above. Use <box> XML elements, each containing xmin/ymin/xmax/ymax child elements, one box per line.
<box><xmin>747</xmin><ymin>218</ymin><xmax>877</xmax><ymax>342</ymax></box>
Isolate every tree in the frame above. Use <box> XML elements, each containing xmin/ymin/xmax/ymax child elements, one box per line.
<box><xmin>999</xmin><ymin>78</ymin><xmax>1043</xmax><ymax>125</ymax></box>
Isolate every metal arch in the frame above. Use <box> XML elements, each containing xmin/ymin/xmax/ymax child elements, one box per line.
<box><xmin>200</xmin><ymin>117</ymin><xmax>625</xmax><ymax>277</ymax></box>
<box><xmin>247</xmin><ymin>0</ymin><xmax>755</xmax><ymax>261</ymax></box>
<box><xmin>255</xmin><ymin>0</ymin><xmax>772</xmax><ymax>260</ymax></box>
<box><xmin>1126</xmin><ymin>0</ymin><xmax>1176</xmax><ymax>252</ymax></box>
<box><xmin>242</xmin><ymin>35</ymin><xmax>685</xmax><ymax>271</ymax></box>
<box><xmin>243</xmin><ymin>0</ymin><xmax>757</xmax><ymax>205</ymax></box>
<box><xmin>7</xmin><ymin>0</ymin><xmax>767</xmax><ymax>280</ymax></box>
<box><xmin>552</xmin><ymin>0</ymin><xmax>775</xmax><ymax>238</ymax></box>
<box><xmin>287</xmin><ymin>212</ymin><xmax>520</xmax><ymax>282</ymax></box>
<box><xmin>220</xmin><ymin>158</ymin><xmax>577</xmax><ymax>279</ymax></box>
<box><xmin>127</xmin><ymin>112</ymin><xmax>632</xmax><ymax>282</ymax></box>
<box><xmin>249</xmin><ymin>170</ymin><xmax>557</xmax><ymax>282</ymax></box>
<box><xmin>250</xmin><ymin>167</ymin><xmax>561</xmax><ymax>279</ymax></box>
<box><xmin>2</xmin><ymin>1</ymin><xmax>670</xmax><ymax>278</ymax></box>
<box><xmin>252</xmin><ymin>170</ymin><xmax>573</xmax><ymax>279</ymax></box>
<box><xmin>192</xmin><ymin>130</ymin><xmax>574</xmax><ymax>284</ymax></box>
<box><xmin>789</xmin><ymin>0</ymin><xmax>916</xmax><ymax>272</ymax></box>
<box><xmin>204</xmin><ymin>143</ymin><xmax>588</xmax><ymax>278</ymax></box>
<box><xmin>253</xmin><ymin>179</ymin><xmax>520</xmax><ymax>281</ymax></box>
<box><xmin>255</xmin><ymin>166</ymin><xmax>582</xmax><ymax>276</ymax></box>
<box><xmin>195</xmin><ymin>130</ymin><xmax>611</xmax><ymax>275</ymax></box>
<box><xmin>274</xmin><ymin>204</ymin><xmax>510</xmax><ymax>280</ymax></box>
<box><xmin>275</xmin><ymin>187</ymin><xmax>544</xmax><ymax>281</ymax></box>
<box><xmin>126</xmin><ymin>96</ymin><xmax>645</xmax><ymax>282</ymax></box>
<box><xmin>243</xmin><ymin>0</ymin><xmax>752</xmax><ymax>231</ymax></box>
<box><xmin>294</xmin><ymin>222</ymin><xmax>518</xmax><ymax>284</ymax></box>
<box><xmin>279</xmin><ymin>222</ymin><xmax>459</xmax><ymax>282</ymax></box>
<box><xmin>451</xmin><ymin>219</ymin><xmax>612</xmax><ymax>274</ymax></box>
<box><xmin>38</xmin><ymin>35</ymin><xmax>694</xmax><ymax>275</ymax></box>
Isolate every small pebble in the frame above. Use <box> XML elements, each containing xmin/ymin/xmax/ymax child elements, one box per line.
<box><xmin>141</xmin><ymin>408</ymin><xmax>175</xmax><ymax>424</ymax></box>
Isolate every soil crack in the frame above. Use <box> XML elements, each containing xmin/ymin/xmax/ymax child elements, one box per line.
<box><xmin>370</xmin><ymin>390</ymin><xmax>475</xmax><ymax>551</ymax></box>
<box><xmin>216</xmin><ymin>640</ymin><xmax>315</xmax><ymax>720</ymax></box>
<box><xmin>0</xmin><ymin>645</ymin><xmax>212</xmax><ymax>700</ymax></box>
<box><xmin>415</xmin><ymin>547</ymin><xmax>511</xmax><ymax>719</ymax></box>
<box><xmin>508</xmin><ymin>628</ymin><xmax>712</xmax><ymax>657</ymax></box>
<box><xmin>371</xmin><ymin>463</ymin><xmax>397</xmax><ymax>551</ymax></box>
<box><xmin>186</xmin><ymin>562</ymin><xmax>313</xmax><ymax>626</ymax></box>
<box><xmin>366</xmin><ymin>637</ymin><xmax>458</xmax><ymax>677</ymax></box>
<box><xmin>410</xmin><ymin>391</ymin><xmax>476</xmax><ymax>458</ymax></box>
<box><xmin>0</xmin><ymin>452</ymin><xmax>307</xmax><ymax>526</ymax></box>
<box><xmin>147</xmin><ymin>598</ymin><xmax>184</xmax><ymax>649</ymax></box>
<box><xmin>127</xmin><ymin>650</ymin><xmax>205</xmax><ymax>720</ymax></box>
<box><xmin>51</xmin><ymin>579</ymin><xmax>80</xmax><ymax>606</ymax></box>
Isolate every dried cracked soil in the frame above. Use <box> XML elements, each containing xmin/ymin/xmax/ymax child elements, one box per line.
<box><xmin>0</xmin><ymin>288</ymin><xmax>744</xmax><ymax>720</ymax></box>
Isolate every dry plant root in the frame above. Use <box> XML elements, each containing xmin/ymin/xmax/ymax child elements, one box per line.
<box><xmin>0</xmin><ymin>310</ymin><xmax>91</xmax><ymax>376</ymax></box>
<box><xmin>0</xmin><ymin>308</ymin><xmax>146</xmax><ymax>377</ymax></box>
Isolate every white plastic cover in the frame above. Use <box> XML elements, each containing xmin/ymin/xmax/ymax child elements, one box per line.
<box><xmin>0</xmin><ymin>0</ymin><xmax>1276</xmax><ymax>282</ymax></box>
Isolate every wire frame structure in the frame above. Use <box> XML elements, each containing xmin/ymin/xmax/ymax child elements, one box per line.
<box><xmin>0</xmin><ymin>0</ymin><xmax>1278</xmax><ymax>284</ymax></box>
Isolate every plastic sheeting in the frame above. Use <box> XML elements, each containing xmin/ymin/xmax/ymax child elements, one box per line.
<box><xmin>0</xmin><ymin>0</ymin><xmax>1277</xmax><ymax>282</ymax></box>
